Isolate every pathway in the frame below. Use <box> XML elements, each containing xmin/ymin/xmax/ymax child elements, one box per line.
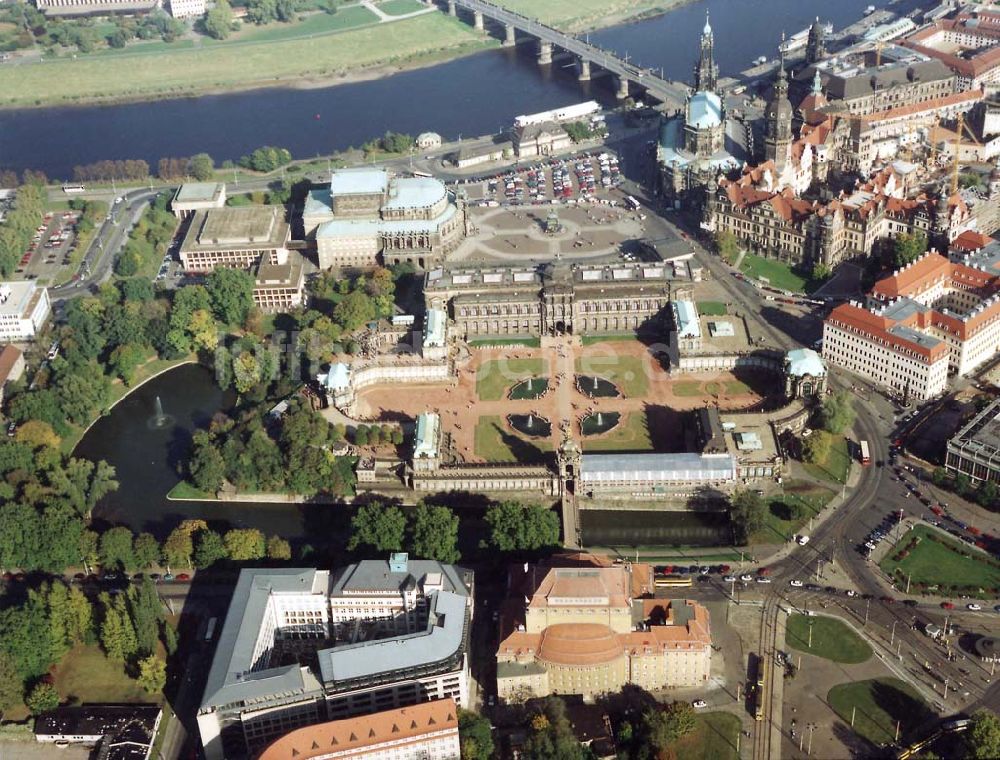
<box><xmin>361</xmin><ymin>0</ymin><xmax>436</xmax><ymax>22</ymax></box>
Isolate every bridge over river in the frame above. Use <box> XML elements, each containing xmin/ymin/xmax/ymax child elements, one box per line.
<box><xmin>431</xmin><ymin>0</ymin><xmax>691</xmax><ymax>108</ymax></box>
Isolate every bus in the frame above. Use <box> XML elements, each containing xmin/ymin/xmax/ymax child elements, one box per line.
<box><xmin>859</xmin><ymin>440</ymin><xmax>871</xmax><ymax>466</ymax></box>
<box><xmin>654</xmin><ymin>575</ymin><xmax>693</xmax><ymax>588</ymax></box>
<box><xmin>61</xmin><ymin>184</ymin><xmax>86</xmax><ymax>194</ymax></box>
<box><xmin>204</xmin><ymin>617</ymin><xmax>218</xmax><ymax>642</ymax></box>
<box><xmin>411</xmin><ymin>170</ymin><xmax>433</xmax><ymax>178</ymax></box>
<box><xmin>624</xmin><ymin>195</ymin><xmax>641</xmax><ymax>211</ymax></box>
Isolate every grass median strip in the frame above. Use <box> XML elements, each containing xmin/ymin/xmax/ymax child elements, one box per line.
<box><xmin>786</xmin><ymin>614</ymin><xmax>871</xmax><ymax>663</ymax></box>
<box><xmin>828</xmin><ymin>678</ymin><xmax>931</xmax><ymax>746</ymax></box>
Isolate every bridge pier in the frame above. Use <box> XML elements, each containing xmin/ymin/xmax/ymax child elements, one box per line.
<box><xmin>473</xmin><ymin>10</ymin><xmax>483</xmax><ymax>30</ymax></box>
<box><xmin>537</xmin><ymin>40</ymin><xmax>552</xmax><ymax>65</ymax></box>
<box><xmin>616</xmin><ymin>76</ymin><xmax>629</xmax><ymax>100</ymax></box>
<box><xmin>577</xmin><ymin>58</ymin><xmax>591</xmax><ymax>81</ymax></box>
<box><xmin>447</xmin><ymin>0</ymin><xmax>455</xmax><ymax>16</ymax></box>
<box><xmin>503</xmin><ymin>23</ymin><xmax>515</xmax><ymax>47</ymax></box>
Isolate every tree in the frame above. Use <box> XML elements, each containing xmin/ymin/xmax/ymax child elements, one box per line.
<box><xmin>521</xmin><ymin>697</ymin><xmax>588</xmax><ymax>760</ymax></box>
<box><xmin>333</xmin><ymin>290</ymin><xmax>377</xmax><ymax>332</ymax></box>
<box><xmin>801</xmin><ymin>429</ymin><xmax>832</xmax><ymax>465</ymax></box>
<box><xmin>223</xmin><ymin>528</ymin><xmax>266</xmax><ymax>561</ymax></box>
<box><xmin>14</xmin><ymin>420</ymin><xmax>61</xmax><ymax>450</ymax></box>
<box><xmin>931</xmin><ymin>467</ymin><xmax>948</xmax><ymax>487</ymax></box>
<box><xmin>347</xmin><ymin>503</ymin><xmax>406</xmax><ymax>553</ymax></box>
<box><xmin>130</xmin><ymin>580</ymin><xmax>163</xmax><ymax>656</ymax></box>
<box><xmin>203</xmin><ymin>0</ymin><xmax>233</xmax><ymax>39</ymax></box>
<box><xmin>730</xmin><ymin>489</ymin><xmax>766</xmax><ymax>544</ymax></box>
<box><xmin>819</xmin><ymin>391</ymin><xmax>855</xmax><ymax>434</ymax></box>
<box><xmin>193</xmin><ymin>529</ymin><xmax>228</xmax><ymax>569</ymax></box>
<box><xmin>99</xmin><ymin>527</ymin><xmax>137</xmax><ymax>573</ymax></box>
<box><xmin>133</xmin><ymin>533</ymin><xmax>161</xmax><ymax>569</ymax></box>
<box><xmin>811</xmin><ymin>262</ymin><xmax>831</xmax><ymax>281</ymax></box>
<box><xmin>99</xmin><ymin>594</ymin><xmax>137</xmax><ymax>663</ymax></box>
<box><xmin>714</xmin><ymin>230</ymin><xmax>741</xmax><ymax>265</ymax></box>
<box><xmin>0</xmin><ymin>652</ymin><xmax>22</xmax><ymax>716</ymax></box>
<box><xmin>483</xmin><ymin>502</ymin><xmax>560</xmax><ymax>552</ymax></box>
<box><xmin>968</xmin><ymin>710</ymin><xmax>1000</xmax><ymax>759</ymax></box>
<box><xmin>266</xmin><ymin>535</ymin><xmax>292</xmax><ymax>561</ymax></box>
<box><xmin>189</xmin><ymin>431</ymin><xmax>225</xmax><ymax>492</ymax></box>
<box><xmin>978</xmin><ymin>480</ymin><xmax>999</xmax><ymax>510</ymax></box>
<box><xmin>410</xmin><ymin>504</ymin><xmax>460</xmax><ymax>564</ymax></box>
<box><xmin>25</xmin><ymin>682</ymin><xmax>59</xmax><ymax>715</ymax></box>
<box><xmin>644</xmin><ymin>701</ymin><xmax>696</xmax><ymax>752</ymax></box>
<box><xmin>137</xmin><ymin>655</ymin><xmax>167</xmax><ymax>694</ymax></box>
<box><xmin>206</xmin><ymin>267</ymin><xmax>255</xmax><ymax>325</ymax></box>
<box><xmin>892</xmin><ymin>231</ymin><xmax>929</xmax><ymax>269</ymax></box>
<box><xmin>67</xmin><ymin>586</ymin><xmax>94</xmax><ymax>645</ymax></box>
<box><xmin>163</xmin><ymin>526</ymin><xmax>194</xmax><ymax>569</ymax></box>
<box><xmin>458</xmin><ymin>709</ymin><xmax>494</xmax><ymax>760</ymax></box>
<box><xmin>188</xmin><ymin>153</ymin><xmax>214</xmax><ymax>181</ymax></box>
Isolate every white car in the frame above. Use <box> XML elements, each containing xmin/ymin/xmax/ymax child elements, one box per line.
<box><xmin>723</xmin><ymin>575</ymin><xmax>737</xmax><ymax>583</ymax></box>
<box><xmin>789</xmin><ymin>580</ymin><xmax>804</xmax><ymax>587</ymax></box>
<box><xmin>740</xmin><ymin>574</ymin><xmax>753</xmax><ymax>582</ymax></box>
<box><xmin>845</xmin><ymin>589</ymin><xmax>857</xmax><ymax>597</ymax></box>
<box><xmin>756</xmin><ymin>577</ymin><xmax>772</xmax><ymax>584</ymax></box>
<box><xmin>692</xmin><ymin>700</ymin><xmax>707</xmax><ymax>709</ymax></box>
<box><xmin>967</xmin><ymin>603</ymin><xmax>982</xmax><ymax>611</ymax></box>
<box><xmin>796</xmin><ymin>535</ymin><xmax>810</xmax><ymax>545</ymax></box>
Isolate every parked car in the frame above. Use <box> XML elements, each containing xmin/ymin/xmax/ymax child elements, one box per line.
<box><xmin>967</xmin><ymin>603</ymin><xmax>982</xmax><ymax>611</ymax></box>
<box><xmin>789</xmin><ymin>580</ymin><xmax>804</xmax><ymax>587</ymax></box>
<box><xmin>692</xmin><ymin>700</ymin><xmax>707</xmax><ymax>708</ymax></box>
<box><xmin>941</xmin><ymin>601</ymin><xmax>955</xmax><ymax>610</ymax></box>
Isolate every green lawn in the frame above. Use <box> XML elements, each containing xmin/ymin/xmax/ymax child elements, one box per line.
<box><xmin>673</xmin><ymin>380</ymin><xmax>703</xmax><ymax>397</ymax></box>
<box><xmin>786</xmin><ymin>614</ymin><xmax>872</xmax><ymax>663</ymax></box>
<box><xmin>378</xmin><ymin>0</ymin><xmax>426</xmax><ymax>14</ymax></box>
<box><xmin>581</xmin><ymin>333</ymin><xmax>640</xmax><ymax>345</ymax></box>
<box><xmin>575</xmin><ymin>355</ymin><xmax>648</xmax><ymax>397</ymax></box>
<box><xmin>492</xmin><ymin>0</ymin><xmax>676</xmax><ymax>30</ymax></box>
<box><xmin>752</xmin><ymin>481</ymin><xmax>834</xmax><ymax>544</ymax></box>
<box><xmin>54</xmin><ymin>643</ymin><xmax>155</xmax><ymax>704</ymax></box>
<box><xmin>725</xmin><ymin>379</ymin><xmax>751</xmax><ymax>395</ymax></box>
<box><xmin>740</xmin><ymin>253</ymin><xmax>810</xmax><ymax>293</ymax></box>
<box><xmin>697</xmin><ymin>301</ymin><xmax>728</xmax><ymax>316</ymax></box>
<box><xmin>880</xmin><ymin>524</ymin><xmax>1000</xmax><ymax>593</ymax></box>
<box><xmin>803</xmin><ymin>434</ymin><xmax>851</xmax><ymax>485</ymax></box>
<box><xmin>167</xmin><ymin>480</ymin><xmax>215</xmax><ymax>500</ymax></box>
<box><xmin>828</xmin><ymin>678</ymin><xmax>931</xmax><ymax>746</ymax></box>
<box><xmin>664</xmin><ymin>712</ymin><xmax>741</xmax><ymax>760</ymax></box>
<box><xmin>474</xmin><ymin>415</ymin><xmax>550</xmax><ymax>462</ymax></box>
<box><xmin>0</xmin><ymin>13</ymin><xmax>486</xmax><ymax>108</ymax></box>
<box><xmin>468</xmin><ymin>337</ymin><xmax>540</xmax><ymax>348</ymax></box>
<box><xmin>236</xmin><ymin>5</ymin><xmax>379</xmax><ymax>42</ymax></box>
<box><xmin>581</xmin><ymin>411</ymin><xmax>652</xmax><ymax>452</ymax></box>
<box><xmin>476</xmin><ymin>358</ymin><xmax>547</xmax><ymax>401</ymax></box>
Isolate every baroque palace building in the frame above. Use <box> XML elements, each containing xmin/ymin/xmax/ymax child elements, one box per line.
<box><xmin>423</xmin><ymin>259</ymin><xmax>686</xmax><ymax>339</ymax></box>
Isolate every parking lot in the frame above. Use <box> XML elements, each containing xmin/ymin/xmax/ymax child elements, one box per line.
<box><xmin>470</xmin><ymin>152</ymin><xmax>625</xmax><ymax>208</ymax></box>
<box><xmin>17</xmin><ymin>210</ymin><xmax>84</xmax><ymax>283</ymax></box>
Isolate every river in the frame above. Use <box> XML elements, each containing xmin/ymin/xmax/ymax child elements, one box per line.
<box><xmin>0</xmin><ymin>0</ymin><xmax>898</xmax><ymax>179</ymax></box>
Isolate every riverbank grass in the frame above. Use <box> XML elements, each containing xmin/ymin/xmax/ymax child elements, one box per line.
<box><xmin>492</xmin><ymin>0</ymin><xmax>679</xmax><ymax>31</ymax></box>
<box><xmin>0</xmin><ymin>13</ymin><xmax>486</xmax><ymax>108</ymax></box>
<box><xmin>879</xmin><ymin>524</ymin><xmax>1000</xmax><ymax>592</ymax></box>
<box><xmin>476</xmin><ymin>358</ymin><xmax>546</xmax><ymax>401</ymax></box>
<box><xmin>827</xmin><ymin>678</ymin><xmax>931</xmax><ymax>746</ymax></box>
<box><xmin>378</xmin><ymin>0</ymin><xmax>426</xmax><ymax>15</ymax></box>
<box><xmin>786</xmin><ymin>614</ymin><xmax>872</xmax><ymax>663</ymax></box>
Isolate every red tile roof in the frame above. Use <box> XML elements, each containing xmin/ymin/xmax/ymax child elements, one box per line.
<box><xmin>826</xmin><ymin>302</ymin><xmax>949</xmax><ymax>362</ymax></box>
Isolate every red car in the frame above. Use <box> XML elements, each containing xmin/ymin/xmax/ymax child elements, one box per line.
<box><xmin>931</xmin><ymin>506</ymin><xmax>943</xmax><ymax>516</ymax></box>
<box><xmin>176</xmin><ymin>573</ymin><xmax>191</xmax><ymax>581</ymax></box>
<box><xmin>757</xmin><ymin>567</ymin><xmax>769</xmax><ymax>576</ymax></box>
<box><xmin>940</xmin><ymin>601</ymin><xmax>954</xmax><ymax>609</ymax></box>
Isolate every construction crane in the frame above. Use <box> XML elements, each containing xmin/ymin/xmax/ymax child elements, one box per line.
<box><xmin>950</xmin><ymin>111</ymin><xmax>983</xmax><ymax>196</ymax></box>
<box><xmin>875</xmin><ymin>39</ymin><xmax>885</xmax><ymax>67</ymax></box>
<box><xmin>929</xmin><ymin>114</ymin><xmax>940</xmax><ymax>166</ymax></box>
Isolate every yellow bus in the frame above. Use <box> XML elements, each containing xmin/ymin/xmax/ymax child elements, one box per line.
<box><xmin>654</xmin><ymin>575</ymin><xmax>693</xmax><ymax>588</ymax></box>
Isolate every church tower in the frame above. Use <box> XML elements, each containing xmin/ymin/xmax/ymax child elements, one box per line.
<box><xmin>806</xmin><ymin>17</ymin><xmax>826</xmax><ymax>65</ymax></box>
<box><xmin>694</xmin><ymin>11</ymin><xmax>718</xmax><ymax>93</ymax></box>
<box><xmin>764</xmin><ymin>43</ymin><xmax>794</xmax><ymax>171</ymax></box>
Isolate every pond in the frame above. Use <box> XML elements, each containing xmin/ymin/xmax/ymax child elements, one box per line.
<box><xmin>508</xmin><ymin>377</ymin><xmax>549</xmax><ymax>400</ymax></box>
<box><xmin>576</xmin><ymin>375</ymin><xmax>621</xmax><ymax>399</ymax></box>
<box><xmin>507</xmin><ymin>413</ymin><xmax>552</xmax><ymax>439</ymax></box>
<box><xmin>581</xmin><ymin>411</ymin><xmax>621</xmax><ymax>436</ymax></box>
<box><xmin>581</xmin><ymin>510</ymin><xmax>732</xmax><ymax>547</ymax></box>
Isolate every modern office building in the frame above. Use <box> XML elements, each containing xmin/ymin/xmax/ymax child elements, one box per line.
<box><xmin>0</xmin><ymin>281</ymin><xmax>51</xmax><ymax>342</ymax></box>
<box><xmin>252</xmin><ymin>261</ymin><xmax>305</xmax><ymax>314</ymax></box>
<box><xmin>171</xmin><ymin>182</ymin><xmax>226</xmax><ymax>218</ymax></box>
<box><xmin>946</xmin><ymin>398</ymin><xmax>1000</xmax><ymax>484</ymax></box>
<box><xmin>197</xmin><ymin>557</ymin><xmax>473</xmax><ymax>760</ymax></box>
<box><xmin>168</xmin><ymin>0</ymin><xmax>204</xmax><ymax>17</ymax></box>
<box><xmin>258</xmin><ymin>699</ymin><xmax>460</xmax><ymax>760</ymax></box>
<box><xmin>495</xmin><ymin>554</ymin><xmax>711</xmax><ymax>702</ymax></box>
<box><xmin>304</xmin><ymin>169</ymin><xmax>466</xmax><ymax>270</ymax></box>
<box><xmin>179</xmin><ymin>206</ymin><xmax>289</xmax><ymax>273</ymax></box>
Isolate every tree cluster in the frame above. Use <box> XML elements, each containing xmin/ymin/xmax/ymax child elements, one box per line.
<box><xmin>246</xmin><ymin>0</ymin><xmax>300</xmax><ymax>24</ymax></box>
<box><xmin>202</xmin><ymin>0</ymin><xmax>236</xmax><ymax>40</ymax></box>
<box><xmin>520</xmin><ymin>697</ymin><xmax>591</xmax><ymax>759</ymax></box>
<box><xmin>931</xmin><ymin>467</ymin><xmax>1000</xmax><ymax>513</ymax></box>
<box><xmin>239</xmin><ymin>145</ymin><xmax>293</xmax><ymax>172</ymax></box>
<box><xmin>348</xmin><ymin>502</ymin><xmax>461</xmax><ymax>563</ymax></box>
<box><xmin>819</xmin><ymin>390</ymin><xmax>855</xmax><ymax>435</ymax></box>
<box><xmin>157</xmin><ymin>153</ymin><xmax>215</xmax><ymax>181</ymax></box>
<box><xmin>115</xmin><ymin>192</ymin><xmax>177</xmax><ymax>278</ymax></box>
<box><xmin>297</xmin><ymin>268</ymin><xmax>396</xmax><ymax>360</ymax></box>
<box><xmin>801</xmin><ymin>429</ymin><xmax>832</xmax><ymax>465</ymax></box>
<box><xmin>0</xmin><ymin>181</ymin><xmax>46</xmax><ymax>277</ymax></box>
<box><xmin>161</xmin><ymin>519</ymin><xmax>291</xmax><ymax>569</ymax></box>
<box><xmin>458</xmin><ymin>709</ymin><xmax>494</xmax><ymax>760</ymax></box>
<box><xmin>564</xmin><ymin>121</ymin><xmax>599</xmax><ymax>142</ymax></box>
<box><xmin>72</xmin><ymin>159</ymin><xmax>150</xmax><ymax>184</ymax></box>
<box><xmin>891</xmin><ymin>230</ymin><xmax>929</xmax><ymax>269</ymax></box>
<box><xmin>730</xmin><ymin>488</ymin><xmax>766</xmax><ymax>544</ymax></box>
<box><xmin>186</xmin><ymin>399</ymin><xmax>355</xmax><ymax>498</ymax></box>
<box><xmin>482</xmin><ymin>501</ymin><xmax>560</xmax><ymax>553</ymax></box>
<box><xmin>615</xmin><ymin>700</ymin><xmax>697</xmax><ymax>760</ymax></box>
<box><xmin>351</xmin><ymin>423</ymin><xmax>403</xmax><ymax>447</ymax></box>
<box><xmin>967</xmin><ymin>710</ymin><xmax>1000</xmax><ymax>759</ymax></box>
<box><xmin>714</xmin><ymin>230</ymin><xmax>741</xmax><ymax>265</ymax></box>
<box><xmin>362</xmin><ymin>132</ymin><xmax>415</xmax><ymax>156</ymax></box>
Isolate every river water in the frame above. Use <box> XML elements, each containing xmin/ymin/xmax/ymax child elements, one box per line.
<box><xmin>0</xmin><ymin>0</ymin><xmax>894</xmax><ymax>179</ymax></box>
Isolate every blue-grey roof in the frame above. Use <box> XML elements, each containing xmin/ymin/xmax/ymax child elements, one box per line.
<box><xmin>330</xmin><ymin>557</ymin><xmax>470</xmax><ymax>597</ymax></box>
<box><xmin>414</xmin><ymin>412</ymin><xmax>439</xmax><ymax>459</ymax></box>
<box><xmin>317</xmin><ymin>590</ymin><xmax>468</xmax><ymax>685</ymax></box>
<box><xmin>881</xmin><ymin>297</ymin><xmax>928</xmax><ymax>323</ymax></box>
<box><xmin>657</xmin><ymin>116</ymin><xmax>744</xmax><ymax>173</ymax></box>
<box><xmin>580</xmin><ymin>453</ymin><xmax>736</xmax><ymax>483</ymax></box>
<box><xmin>200</xmin><ymin>569</ymin><xmax>329</xmax><ymax>711</ymax></box>
<box><xmin>304</xmin><ymin>188</ymin><xmax>332</xmax><ymax>217</ymax></box>
<box><xmin>384</xmin><ymin>177</ymin><xmax>447</xmax><ymax>210</ymax></box>
<box><xmin>174</xmin><ymin>182</ymin><xmax>224</xmax><ymax>202</ymax></box>
<box><xmin>688</xmin><ymin>91</ymin><xmax>722</xmax><ymax>129</ymax></box>
<box><xmin>424</xmin><ymin>308</ymin><xmax>446</xmax><ymax>348</ymax></box>
<box><xmin>329</xmin><ymin>168</ymin><xmax>388</xmax><ymax>197</ymax></box>
<box><xmin>673</xmin><ymin>300</ymin><xmax>701</xmax><ymax>339</ymax></box>
<box><xmin>888</xmin><ymin>324</ymin><xmax>942</xmax><ymax>350</ymax></box>
<box><xmin>785</xmin><ymin>348</ymin><xmax>826</xmax><ymax>377</ymax></box>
